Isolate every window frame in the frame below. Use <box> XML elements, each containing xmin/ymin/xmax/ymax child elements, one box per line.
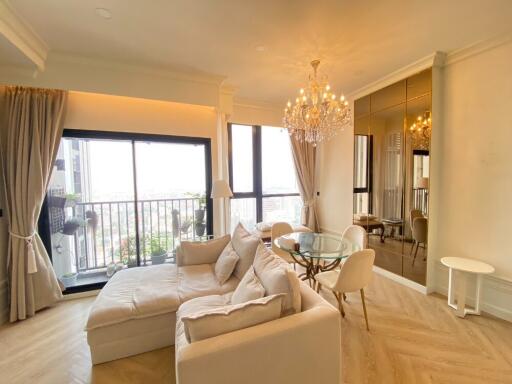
<box><xmin>353</xmin><ymin>134</ymin><xmax>374</xmax><ymax>212</ymax></box>
<box><xmin>227</xmin><ymin>123</ymin><xmax>301</xmax><ymax>223</ymax></box>
<box><xmin>38</xmin><ymin>129</ymin><xmax>213</xmax><ymax>294</ymax></box>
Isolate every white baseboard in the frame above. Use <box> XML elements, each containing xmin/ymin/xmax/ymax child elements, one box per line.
<box><xmin>433</xmin><ymin>261</ymin><xmax>512</xmax><ymax>322</ymax></box>
<box><xmin>373</xmin><ymin>266</ymin><xmax>428</xmax><ymax>294</ymax></box>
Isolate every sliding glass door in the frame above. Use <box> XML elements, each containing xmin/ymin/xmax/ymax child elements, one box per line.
<box><xmin>39</xmin><ymin>130</ymin><xmax>212</xmax><ymax>292</ymax></box>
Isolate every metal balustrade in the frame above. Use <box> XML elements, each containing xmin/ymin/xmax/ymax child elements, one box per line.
<box><xmin>68</xmin><ymin>198</ymin><xmax>209</xmax><ymax>272</ymax></box>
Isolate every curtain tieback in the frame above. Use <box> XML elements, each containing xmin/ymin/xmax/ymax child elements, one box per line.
<box><xmin>304</xmin><ymin>199</ymin><xmax>316</xmax><ymax>207</ymax></box>
<box><xmin>9</xmin><ymin>231</ymin><xmax>38</xmax><ymax>274</ymax></box>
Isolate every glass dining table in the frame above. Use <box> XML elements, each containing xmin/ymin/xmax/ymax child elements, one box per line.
<box><xmin>274</xmin><ymin>232</ymin><xmax>361</xmax><ymax>285</ymax></box>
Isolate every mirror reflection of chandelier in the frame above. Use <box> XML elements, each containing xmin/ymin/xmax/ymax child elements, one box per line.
<box><xmin>283</xmin><ymin>60</ymin><xmax>351</xmax><ymax>146</ymax></box>
<box><xmin>409</xmin><ymin>111</ymin><xmax>432</xmax><ymax>150</ymax></box>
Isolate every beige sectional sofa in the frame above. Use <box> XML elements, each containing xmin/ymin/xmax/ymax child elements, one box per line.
<box><xmin>85</xmin><ymin>227</ymin><xmax>341</xmax><ymax>384</ymax></box>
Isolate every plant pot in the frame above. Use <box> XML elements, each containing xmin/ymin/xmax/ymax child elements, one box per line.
<box><xmin>195</xmin><ymin>209</ymin><xmax>205</xmax><ymax>222</ymax></box>
<box><xmin>61</xmin><ymin>272</ymin><xmax>77</xmax><ymax>288</ymax></box>
<box><xmin>151</xmin><ymin>250</ymin><xmax>167</xmax><ymax>265</ymax></box>
<box><xmin>195</xmin><ymin>222</ymin><xmax>206</xmax><ymax>237</ymax></box>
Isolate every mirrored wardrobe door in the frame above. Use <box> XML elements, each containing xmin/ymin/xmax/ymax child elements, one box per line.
<box><xmin>402</xmin><ymin>92</ymin><xmax>431</xmax><ymax>285</ymax></box>
<box><xmin>368</xmin><ymin>103</ymin><xmax>406</xmax><ymax>277</ymax></box>
<box><xmin>352</xmin><ymin>68</ymin><xmax>432</xmax><ymax>286</ymax></box>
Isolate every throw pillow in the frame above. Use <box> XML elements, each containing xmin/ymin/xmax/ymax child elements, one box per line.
<box><xmin>177</xmin><ymin>234</ymin><xmax>231</xmax><ymax>266</ymax></box>
<box><xmin>253</xmin><ymin>243</ymin><xmax>301</xmax><ymax>315</ymax></box>
<box><xmin>231</xmin><ymin>265</ymin><xmax>265</xmax><ymax>304</ymax></box>
<box><xmin>181</xmin><ymin>294</ymin><xmax>284</xmax><ymax>343</ymax></box>
<box><xmin>231</xmin><ymin>223</ymin><xmax>260</xmax><ymax>280</ymax></box>
<box><xmin>214</xmin><ymin>242</ymin><xmax>239</xmax><ymax>285</ymax></box>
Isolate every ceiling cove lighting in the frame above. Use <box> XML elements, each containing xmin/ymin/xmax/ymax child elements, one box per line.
<box><xmin>283</xmin><ymin>60</ymin><xmax>351</xmax><ymax>146</ymax></box>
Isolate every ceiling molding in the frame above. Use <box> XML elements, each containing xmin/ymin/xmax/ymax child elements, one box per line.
<box><xmin>220</xmin><ymin>83</ymin><xmax>238</xmax><ymax>96</ymax></box>
<box><xmin>0</xmin><ymin>0</ymin><xmax>47</xmax><ymax>70</ymax></box>
<box><xmin>348</xmin><ymin>52</ymin><xmax>445</xmax><ymax>101</ymax></box>
<box><xmin>47</xmin><ymin>52</ymin><xmax>226</xmax><ymax>86</ymax></box>
<box><xmin>233</xmin><ymin>97</ymin><xmax>282</xmax><ymax>111</ymax></box>
<box><xmin>444</xmin><ymin>31</ymin><xmax>512</xmax><ymax>66</ymax></box>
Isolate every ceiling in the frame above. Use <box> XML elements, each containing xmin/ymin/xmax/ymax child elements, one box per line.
<box><xmin>0</xmin><ymin>33</ymin><xmax>33</xmax><ymax>67</ymax></box>
<box><xmin>3</xmin><ymin>0</ymin><xmax>512</xmax><ymax>105</ymax></box>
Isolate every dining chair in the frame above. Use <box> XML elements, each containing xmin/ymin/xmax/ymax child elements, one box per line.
<box><xmin>411</xmin><ymin>217</ymin><xmax>428</xmax><ymax>266</ymax></box>
<box><xmin>271</xmin><ymin>222</ymin><xmax>296</xmax><ymax>266</ymax></box>
<box><xmin>342</xmin><ymin>224</ymin><xmax>367</xmax><ymax>250</ymax></box>
<box><xmin>331</xmin><ymin>225</ymin><xmax>367</xmax><ymax>280</ymax></box>
<box><xmin>315</xmin><ymin>249</ymin><xmax>376</xmax><ymax>331</ymax></box>
<box><xmin>409</xmin><ymin>209</ymin><xmax>423</xmax><ymax>254</ymax></box>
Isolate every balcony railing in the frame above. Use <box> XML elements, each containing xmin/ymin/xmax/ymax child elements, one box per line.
<box><xmin>64</xmin><ymin>198</ymin><xmax>209</xmax><ymax>273</ymax></box>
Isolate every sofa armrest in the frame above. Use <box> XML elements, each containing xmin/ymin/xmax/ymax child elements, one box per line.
<box><xmin>176</xmin><ymin>235</ymin><xmax>231</xmax><ymax>267</ymax></box>
<box><xmin>176</xmin><ymin>304</ymin><xmax>341</xmax><ymax>384</ymax></box>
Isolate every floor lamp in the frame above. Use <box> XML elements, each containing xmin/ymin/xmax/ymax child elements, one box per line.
<box><xmin>211</xmin><ymin>180</ymin><xmax>233</xmax><ymax>235</ymax></box>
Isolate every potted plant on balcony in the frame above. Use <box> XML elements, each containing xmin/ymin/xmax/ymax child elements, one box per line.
<box><xmin>180</xmin><ymin>219</ymin><xmax>192</xmax><ymax>234</ymax></box>
<box><xmin>195</xmin><ymin>219</ymin><xmax>206</xmax><ymax>237</ymax></box>
<box><xmin>117</xmin><ymin>236</ymin><xmax>138</xmax><ymax>268</ymax></box>
<box><xmin>150</xmin><ymin>237</ymin><xmax>167</xmax><ymax>265</ymax></box>
<box><xmin>187</xmin><ymin>193</ymin><xmax>207</xmax><ymax>237</ymax></box>
<box><xmin>61</xmin><ymin>272</ymin><xmax>77</xmax><ymax>287</ymax></box>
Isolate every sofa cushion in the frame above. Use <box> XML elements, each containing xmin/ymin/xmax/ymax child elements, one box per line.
<box><xmin>253</xmin><ymin>243</ymin><xmax>301</xmax><ymax>315</ymax></box>
<box><xmin>231</xmin><ymin>223</ymin><xmax>261</xmax><ymax>280</ymax></box>
<box><xmin>231</xmin><ymin>265</ymin><xmax>265</xmax><ymax>305</ymax></box>
<box><xmin>175</xmin><ymin>294</ymin><xmax>230</xmax><ymax>351</ymax></box>
<box><xmin>214</xmin><ymin>242</ymin><xmax>239</xmax><ymax>285</ymax></box>
<box><xmin>177</xmin><ymin>235</ymin><xmax>231</xmax><ymax>266</ymax></box>
<box><xmin>86</xmin><ymin>264</ymin><xmax>180</xmax><ymax>330</ymax></box>
<box><xmin>180</xmin><ymin>294</ymin><xmax>284</xmax><ymax>343</ymax></box>
<box><xmin>178</xmin><ymin>263</ymin><xmax>239</xmax><ymax>302</ymax></box>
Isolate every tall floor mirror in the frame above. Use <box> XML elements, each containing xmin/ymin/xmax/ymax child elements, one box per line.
<box><xmin>353</xmin><ymin>69</ymin><xmax>432</xmax><ymax>285</ymax></box>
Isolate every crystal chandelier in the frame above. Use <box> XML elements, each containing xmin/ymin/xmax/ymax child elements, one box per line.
<box><xmin>409</xmin><ymin>111</ymin><xmax>432</xmax><ymax>150</ymax></box>
<box><xmin>283</xmin><ymin>60</ymin><xmax>351</xmax><ymax>146</ymax></box>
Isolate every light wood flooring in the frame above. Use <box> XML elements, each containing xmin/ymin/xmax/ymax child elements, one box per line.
<box><xmin>0</xmin><ymin>272</ymin><xmax>511</xmax><ymax>384</ymax></box>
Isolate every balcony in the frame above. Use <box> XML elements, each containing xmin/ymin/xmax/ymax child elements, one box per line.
<box><xmin>48</xmin><ymin>196</ymin><xmax>209</xmax><ymax>289</ymax></box>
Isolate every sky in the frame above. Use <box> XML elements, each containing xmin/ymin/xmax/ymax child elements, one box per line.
<box><xmin>86</xmin><ymin>140</ymin><xmax>206</xmax><ymax>201</ymax></box>
<box><xmin>53</xmin><ymin>126</ymin><xmax>297</xmax><ymax>203</ymax></box>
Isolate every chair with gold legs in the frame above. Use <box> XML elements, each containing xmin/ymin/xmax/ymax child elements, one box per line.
<box><xmin>315</xmin><ymin>249</ymin><xmax>375</xmax><ymax>331</ymax></box>
<box><xmin>271</xmin><ymin>222</ymin><xmax>295</xmax><ymax>268</ymax></box>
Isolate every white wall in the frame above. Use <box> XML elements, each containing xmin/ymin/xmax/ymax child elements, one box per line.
<box><xmin>230</xmin><ymin>100</ymin><xmax>283</xmax><ymax>127</ymax></box>
<box><xmin>65</xmin><ymin>91</ymin><xmax>222</xmax><ymax>234</ymax></box>
<box><xmin>429</xmin><ymin>40</ymin><xmax>512</xmax><ymax>320</ymax></box>
<box><xmin>0</xmin><ymin>54</ymin><xmax>223</xmax><ymax>109</ymax></box>
<box><xmin>318</xmin><ymin>41</ymin><xmax>512</xmax><ymax>321</ymax></box>
<box><xmin>316</xmin><ymin>104</ymin><xmax>354</xmax><ymax>234</ymax></box>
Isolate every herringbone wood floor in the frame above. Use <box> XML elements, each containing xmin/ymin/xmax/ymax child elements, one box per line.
<box><xmin>0</xmin><ymin>273</ymin><xmax>511</xmax><ymax>384</ymax></box>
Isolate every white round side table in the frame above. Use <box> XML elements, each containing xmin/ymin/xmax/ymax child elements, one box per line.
<box><xmin>441</xmin><ymin>257</ymin><xmax>495</xmax><ymax>318</ymax></box>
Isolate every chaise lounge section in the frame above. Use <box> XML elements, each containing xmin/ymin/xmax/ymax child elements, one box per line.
<box><xmin>85</xmin><ymin>225</ymin><xmax>341</xmax><ymax>383</ymax></box>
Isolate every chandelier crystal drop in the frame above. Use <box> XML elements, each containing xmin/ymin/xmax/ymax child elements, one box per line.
<box><xmin>409</xmin><ymin>111</ymin><xmax>432</xmax><ymax>150</ymax></box>
<box><xmin>283</xmin><ymin>60</ymin><xmax>351</xmax><ymax>146</ymax></box>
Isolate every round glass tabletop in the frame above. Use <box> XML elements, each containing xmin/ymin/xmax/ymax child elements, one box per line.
<box><xmin>274</xmin><ymin>232</ymin><xmax>360</xmax><ymax>259</ymax></box>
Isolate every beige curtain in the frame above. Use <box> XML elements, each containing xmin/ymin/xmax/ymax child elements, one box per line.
<box><xmin>0</xmin><ymin>86</ymin><xmax>67</xmax><ymax>322</ymax></box>
<box><xmin>290</xmin><ymin>136</ymin><xmax>319</xmax><ymax>231</ymax></box>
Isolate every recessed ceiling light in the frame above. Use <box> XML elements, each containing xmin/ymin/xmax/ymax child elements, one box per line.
<box><xmin>95</xmin><ymin>7</ymin><xmax>112</xmax><ymax>19</ymax></box>
<box><xmin>255</xmin><ymin>45</ymin><xmax>267</xmax><ymax>52</ymax></box>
